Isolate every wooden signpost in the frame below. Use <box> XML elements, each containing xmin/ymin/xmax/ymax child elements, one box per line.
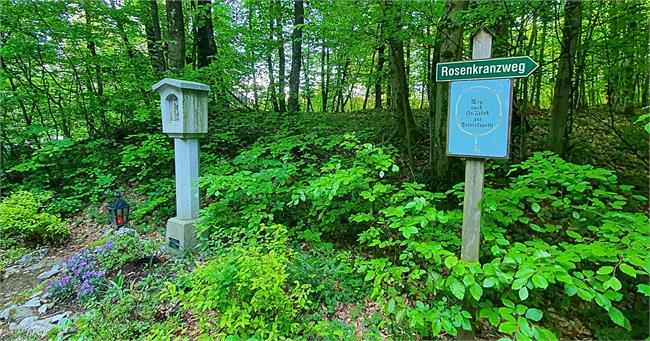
<box><xmin>437</xmin><ymin>29</ymin><xmax>538</xmax><ymax>263</ymax></box>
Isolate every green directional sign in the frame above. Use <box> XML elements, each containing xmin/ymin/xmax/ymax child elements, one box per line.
<box><xmin>436</xmin><ymin>56</ymin><xmax>538</xmax><ymax>82</ymax></box>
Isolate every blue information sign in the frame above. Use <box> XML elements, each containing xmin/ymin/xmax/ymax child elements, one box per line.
<box><xmin>447</xmin><ymin>79</ymin><xmax>512</xmax><ymax>158</ymax></box>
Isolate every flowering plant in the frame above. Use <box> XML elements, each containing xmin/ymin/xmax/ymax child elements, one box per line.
<box><xmin>47</xmin><ymin>249</ymin><xmax>105</xmax><ymax>300</ymax></box>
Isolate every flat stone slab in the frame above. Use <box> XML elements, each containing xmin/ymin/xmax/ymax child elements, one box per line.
<box><xmin>116</xmin><ymin>227</ymin><xmax>138</xmax><ymax>235</ymax></box>
<box><xmin>16</xmin><ymin>249</ymin><xmax>48</xmax><ymax>267</ymax></box>
<box><xmin>37</xmin><ymin>304</ymin><xmax>48</xmax><ymax>315</ymax></box>
<box><xmin>23</xmin><ymin>297</ymin><xmax>41</xmax><ymax>308</ymax></box>
<box><xmin>0</xmin><ymin>304</ymin><xmax>17</xmax><ymax>320</ymax></box>
<box><xmin>49</xmin><ymin>312</ymin><xmax>69</xmax><ymax>325</ymax></box>
<box><xmin>16</xmin><ymin>315</ymin><xmax>55</xmax><ymax>337</ymax></box>
<box><xmin>36</xmin><ymin>267</ymin><xmax>60</xmax><ymax>283</ymax></box>
<box><xmin>4</xmin><ymin>306</ymin><xmax>34</xmax><ymax>323</ymax></box>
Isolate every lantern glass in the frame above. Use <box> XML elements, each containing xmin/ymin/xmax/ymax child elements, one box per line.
<box><xmin>108</xmin><ymin>192</ymin><xmax>130</xmax><ymax>228</ymax></box>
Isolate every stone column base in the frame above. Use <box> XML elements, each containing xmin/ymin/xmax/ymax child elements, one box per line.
<box><xmin>166</xmin><ymin>217</ymin><xmax>197</xmax><ymax>253</ymax></box>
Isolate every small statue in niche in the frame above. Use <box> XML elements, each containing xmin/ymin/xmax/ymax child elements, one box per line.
<box><xmin>166</xmin><ymin>94</ymin><xmax>179</xmax><ymax>122</ymax></box>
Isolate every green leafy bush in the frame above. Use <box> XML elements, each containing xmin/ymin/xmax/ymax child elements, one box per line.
<box><xmin>0</xmin><ymin>246</ymin><xmax>26</xmax><ymax>273</ymax></box>
<box><xmin>352</xmin><ymin>152</ymin><xmax>649</xmax><ymax>339</ymax></box>
<box><xmin>6</xmin><ymin>138</ymin><xmax>119</xmax><ymax>216</ymax></box>
<box><xmin>0</xmin><ymin>191</ymin><xmax>69</xmax><ymax>245</ymax></box>
<box><xmin>119</xmin><ymin>134</ymin><xmax>173</xmax><ymax>183</ymax></box>
<box><xmin>198</xmin><ymin>130</ymin><xmax>649</xmax><ymax>340</ymax></box>
<box><xmin>198</xmin><ymin>132</ymin><xmax>398</xmax><ymax>250</ymax></box>
<box><xmin>166</xmin><ymin>224</ymin><xmax>312</xmax><ymax>339</ymax></box>
<box><xmin>71</xmin><ymin>274</ymin><xmax>169</xmax><ymax>340</ymax></box>
<box><xmin>94</xmin><ymin>233</ymin><xmax>162</xmax><ymax>271</ymax></box>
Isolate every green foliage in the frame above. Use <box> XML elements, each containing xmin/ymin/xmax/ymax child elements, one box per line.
<box><xmin>0</xmin><ymin>246</ymin><xmax>26</xmax><ymax>273</ymax></box>
<box><xmin>288</xmin><ymin>248</ymin><xmax>369</xmax><ymax>315</ymax></box>
<box><xmin>0</xmin><ymin>191</ymin><xmax>69</xmax><ymax>245</ymax></box>
<box><xmin>166</xmin><ymin>224</ymin><xmax>312</xmax><ymax>339</ymax></box>
<box><xmin>71</xmin><ymin>274</ymin><xmax>169</xmax><ymax>340</ymax></box>
<box><xmin>119</xmin><ymin>134</ymin><xmax>173</xmax><ymax>183</ymax></box>
<box><xmin>6</xmin><ymin>139</ymin><xmax>119</xmax><ymax>216</ymax></box>
<box><xmin>634</xmin><ymin>113</ymin><xmax>650</xmax><ymax>133</ymax></box>
<box><xmin>352</xmin><ymin>151</ymin><xmax>648</xmax><ymax>339</ymax></box>
<box><xmin>94</xmin><ymin>233</ymin><xmax>162</xmax><ymax>271</ymax></box>
<box><xmin>198</xmin><ymin>131</ymin><xmax>648</xmax><ymax>339</ymax></box>
<box><xmin>198</xmin><ymin>132</ymin><xmax>398</xmax><ymax>250</ymax></box>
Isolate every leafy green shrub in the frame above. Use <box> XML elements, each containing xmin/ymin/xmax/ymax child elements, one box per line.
<box><xmin>0</xmin><ymin>191</ymin><xmax>69</xmax><ymax>245</ymax></box>
<box><xmin>166</xmin><ymin>224</ymin><xmax>312</xmax><ymax>339</ymax></box>
<box><xmin>130</xmin><ymin>177</ymin><xmax>175</xmax><ymax>227</ymax></box>
<box><xmin>288</xmin><ymin>249</ymin><xmax>368</xmax><ymax>315</ymax></box>
<box><xmin>352</xmin><ymin>152</ymin><xmax>649</xmax><ymax>339</ymax></box>
<box><xmin>0</xmin><ymin>246</ymin><xmax>26</xmax><ymax>273</ymax></box>
<box><xmin>72</xmin><ymin>274</ymin><xmax>168</xmax><ymax>340</ymax></box>
<box><xmin>119</xmin><ymin>134</ymin><xmax>173</xmax><ymax>183</ymax></box>
<box><xmin>94</xmin><ymin>233</ymin><xmax>162</xmax><ymax>271</ymax></box>
<box><xmin>199</xmin><ymin>131</ymin><xmax>649</xmax><ymax>340</ymax></box>
<box><xmin>6</xmin><ymin>139</ymin><xmax>120</xmax><ymax>216</ymax></box>
<box><xmin>198</xmin><ymin>133</ymin><xmax>399</xmax><ymax>250</ymax></box>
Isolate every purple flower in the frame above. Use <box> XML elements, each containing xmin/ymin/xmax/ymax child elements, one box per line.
<box><xmin>47</xmin><ymin>248</ymin><xmax>106</xmax><ymax>300</ymax></box>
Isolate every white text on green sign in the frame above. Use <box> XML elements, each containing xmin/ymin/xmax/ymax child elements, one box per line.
<box><xmin>436</xmin><ymin>56</ymin><xmax>538</xmax><ymax>82</ymax></box>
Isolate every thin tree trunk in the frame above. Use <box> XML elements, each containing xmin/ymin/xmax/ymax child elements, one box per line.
<box><xmin>383</xmin><ymin>0</ymin><xmax>417</xmax><ymax>162</ymax></box>
<box><xmin>534</xmin><ymin>11</ymin><xmax>548</xmax><ymax>108</ymax></box>
<box><xmin>622</xmin><ymin>8</ymin><xmax>636</xmax><ymax>115</ymax></box>
<box><xmin>363</xmin><ymin>51</ymin><xmax>376</xmax><ymax>110</ymax></box>
<box><xmin>147</xmin><ymin>0</ymin><xmax>165</xmax><ymax>73</ymax></box>
<box><xmin>520</xmin><ymin>17</ymin><xmax>537</xmax><ymax>161</ymax></box>
<box><xmin>374</xmin><ymin>41</ymin><xmax>386</xmax><ymax>109</ymax></box>
<box><xmin>303</xmin><ymin>51</ymin><xmax>313</xmax><ymax>112</ymax></box>
<box><xmin>641</xmin><ymin>72</ymin><xmax>650</xmax><ymax>108</ymax></box>
<box><xmin>166</xmin><ymin>0</ymin><xmax>186</xmax><ymax>70</ymax></box>
<box><xmin>248</xmin><ymin>7</ymin><xmax>258</xmax><ymax>108</ymax></box>
<box><xmin>274</xmin><ymin>0</ymin><xmax>287</xmax><ymax>112</ymax></box>
<box><xmin>549</xmin><ymin>0</ymin><xmax>582</xmax><ymax>155</ymax></box>
<box><xmin>195</xmin><ymin>0</ymin><xmax>217</xmax><ymax>68</ymax></box>
<box><xmin>320</xmin><ymin>42</ymin><xmax>328</xmax><ymax>112</ymax></box>
<box><xmin>432</xmin><ymin>0</ymin><xmax>468</xmax><ymax>190</ymax></box>
<box><xmin>267</xmin><ymin>18</ymin><xmax>279</xmax><ymax>112</ymax></box>
<box><xmin>288</xmin><ymin>0</ymin><xmax>304</xmax><ymax>112</ymax></box>
<box><xmin>421</xmin><ymin>27</ymin><xmax>430</xmax><ymax>110</ymax></box>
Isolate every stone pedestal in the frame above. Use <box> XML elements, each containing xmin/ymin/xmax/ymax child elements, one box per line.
<box><xmin>153</xmin><ymin>78</ymin><xmax>210</xmax><ymax>253</ymax></box>
<box><xmin>166</xmin><ymin>217</ymin><xmax>197</xmax><ymax>251</ymax></box>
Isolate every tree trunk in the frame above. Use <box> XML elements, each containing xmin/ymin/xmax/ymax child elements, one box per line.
<box><xmin>144</xmin><ymin>0</ymin><xmax>166</xmax><ymax>73</ymax></box>
<box><xmin>520</xmin><ymin>17</ymin><xmax>537</xmax><ymax>161</ymax></box>
<box><xmin>641</xmin><ymin>72</ymin><xmax>650</xmax><ymax>108</ymax></box>
<box><xmin>431</xmin><ymin>0</ymin><xmax>468</xmax><ymax>190</ymax></box>
<box><xmin>267</xmin><ymin>18</ymin><xmax>279</xmax><ymax>112</ymax></box>
<box><xmin>151</xmin><ymin>0</ymin><xmax>166</xmax><ymax>72</ymax></box>
<box><xmin>534</xmin><ymin>11</ymin><xmax>548</xmax><ymax>108</ymax></box>
<box><xmin>374</xmin><ymin>42</ymin><xmax>386</xmax><ymax>109</ymax></box>
<box><xmin>274</xmin><ymin>0</ymin><xmax>287</xmax><ymax>112</ymax></box>
<box><xmin>321</xmin><ymin>42</ymin><xmax>328</xmax><ymax>112</ymax></box>
<box><xmin>303</xmin><ymin>51</ymin><xmax>313</xmax><ymax>112</ymax></box>
<box><xmin>383</xmin><ymin>0</ymin><xmax>417</xmax><ymax>161</ymax></box>
<box><xmin>549</xmin><ymin>0</ymin><xmax>582</xmax><ymax>156</ymax></box>
<box><xmin>288</xmin><ymin>0</ymin><xmax>304</xmax><ymax>112</ymax></box>
<box><xmin>195</xmin><ymin>0</ymin><xmax>217</xmax><ymax>68</ymax></box>
<box><xmin>622</xmin><ymin>11</ymin><xmax>636</xmax><ymax>115</ymax></box>
<box><xmin>363</xmin><ymin>50</ymin><xmax>376</xmax><ymax>110</ymax></box>
<box><xmin>166</xmin><ymin>0</ymin><xmax>186</xmax><ymax>70</ymax></box>
<box><xmin>421</xmin><ymin>27</ymin><xmax>430</xmax><ymax>110</ymax></box>
<box><xmin>248</xmin><ymin>6</ymin><xmax>258</xmax><ymax>109</ymax></box>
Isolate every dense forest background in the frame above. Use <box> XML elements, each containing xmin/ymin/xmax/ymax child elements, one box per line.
<box><xmin>0</xmin><ymin>0</ymin><xmax>649</xmax><ymax>340</ymax></box>
<box><xmin>2</xmin><ymin>0</ymin><xmax>648</xmax><ymax>180</ymax></box>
